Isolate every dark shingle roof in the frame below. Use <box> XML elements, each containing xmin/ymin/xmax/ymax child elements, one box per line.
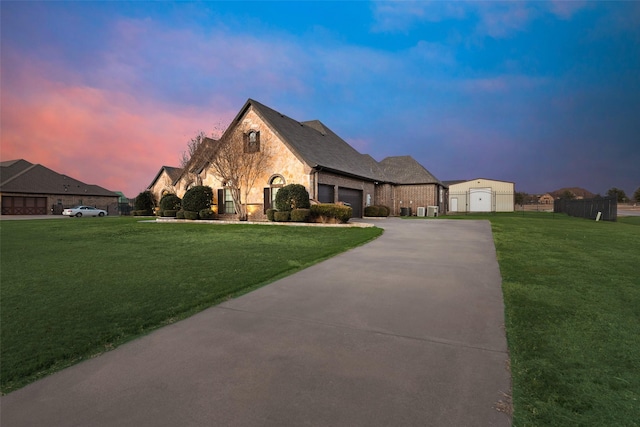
<box><xmin>243</xmin><ymin>99</ymin><xmax>385</xmax><ymax>181</ymax></box>
<box><xmin>0</xmin><ymin>159</ymin><xmax>118</xmax><ymax>197</ymax></box>
<box><xmin>379</xmin><ymin>156</ymin><xmax>443</xmax><ymax>185</ymax></box>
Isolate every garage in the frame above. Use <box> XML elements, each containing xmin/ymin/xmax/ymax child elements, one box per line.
<box><xmin>1</xmin><ymin>196</ymin><xmax>47</xmax><ymax>215</ymax></box>
<box><xmin>469</xmin><ymin>188</ymin><xmax>492</xmax><ymax>212</ymax></box>
<box><xmin>446</xmin><ymin>179</ymin><xmax>515</xmax><ymax>213</ymax></box>
<box><xmin>338</xmin><ymin>187</ymin><xmax>363</xmax><ymax>218</ymax></box>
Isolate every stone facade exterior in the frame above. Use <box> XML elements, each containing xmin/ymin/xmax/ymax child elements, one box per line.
<box><xmin>148</xmin><ymin>99</ymin><xmax>446</xmax><ymax>219</ymax></box>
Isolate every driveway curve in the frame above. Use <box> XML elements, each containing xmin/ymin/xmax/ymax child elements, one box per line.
<box><xmin>1</xmin><ymin>218</ymin><xmax>511</xmax><ymax>426</ymax></box>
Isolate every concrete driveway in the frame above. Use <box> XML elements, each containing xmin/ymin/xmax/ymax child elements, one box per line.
<box><xmin>1</xmin><ymin>218</ymin><xmax>511</xmax><ymax>426</ymax></box>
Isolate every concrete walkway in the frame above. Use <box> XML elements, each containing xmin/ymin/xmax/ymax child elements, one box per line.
<box><xmin>1</xmin><ymin>218</ymin><xmax>511</xmax><ymax>426</ymax></box>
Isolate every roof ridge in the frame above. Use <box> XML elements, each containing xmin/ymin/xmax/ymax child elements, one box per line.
<box><xmin>0</xmin><ymin>163</ymin><xmax>38</xmax><ymax>187</ymax></box>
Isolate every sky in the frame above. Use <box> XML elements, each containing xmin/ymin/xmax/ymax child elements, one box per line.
<box><xmin>2</xmin><ymin>1</ymin><xmax>639</xmax><ymax>198</ymax></box>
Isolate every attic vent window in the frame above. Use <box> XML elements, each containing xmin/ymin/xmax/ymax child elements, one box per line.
<box><xmin>244</xmin><ymin>131</ymin><xmax>260</xmax><ymax>153</ymax></box>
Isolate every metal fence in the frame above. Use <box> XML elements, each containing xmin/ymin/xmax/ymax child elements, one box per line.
<box><xmin>554</xmin><ymin>196</ymin><xmax>617</xmax><ymax>221</ymax></box>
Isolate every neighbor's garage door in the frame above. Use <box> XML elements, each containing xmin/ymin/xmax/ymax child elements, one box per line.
<box><xmin>1</xmin><ymin>196</ymin><xmax>48</xmax><ymax>215</ymax></box>
<box><xmin>318</xmin><ymin>184</ymin><xmax>335</xmax><ymax>203</ymax></box>
<box><xmin>469</xmin><ymin>188</ymin><xmax>492</xmax><ymax>212</ymax></box>
<box><xmin>338</xmin><ymin>187</ymin><xmax>363</xmax><ymax>218</ymax></box>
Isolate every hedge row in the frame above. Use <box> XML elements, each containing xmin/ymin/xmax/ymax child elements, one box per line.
<box><xmin>311</xmin><ymin>204</ymin><xmax>352</xmax><ymax>223</ymax></box>
<box><xmin>267</xmin><ymin>204</ymin><xmax>351</xmax><ymax>223</ymax></box>
<box><xmin>364</xmin><ymin>205</ymin><xmax>390</xmax><ymax>217</ymax></box>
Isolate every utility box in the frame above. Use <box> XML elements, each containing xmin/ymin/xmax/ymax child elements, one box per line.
<box><xmin>416</xmin><ymin>207</ymin><xmax>426</xmax><ymax>217</ymax></box>
<box><xmin>427</xmin><ymin>206</ymin><xmax>439</xmax><ymax>217</ymax></box>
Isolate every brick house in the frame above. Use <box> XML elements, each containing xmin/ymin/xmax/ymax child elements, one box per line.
<box><xmin>148</xmin><ymin>99</ymin><xmax>445</xmax><ymax>219</ymax></box>
<box><xmin>1</xmin><ymin>159</ymin><xmax>119</xmax><ymax>215</ymax></box>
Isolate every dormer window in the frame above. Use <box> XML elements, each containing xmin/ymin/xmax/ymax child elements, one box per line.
<box><xmin>244</xmin><ymin>130</ymin><xmax>260</xmax><ymax>153</ymax></box>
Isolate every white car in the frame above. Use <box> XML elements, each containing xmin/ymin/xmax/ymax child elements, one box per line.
<box><xmin>62</xmin><ymin>206</ymin><xmax>108</xmax><ymax>217</ymax></box>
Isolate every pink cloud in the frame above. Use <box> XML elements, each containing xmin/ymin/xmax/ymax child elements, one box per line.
<box><xmin>1</xmin><ymin>52</ymin><xmax>228</xmax><ymax>198</ymax></box>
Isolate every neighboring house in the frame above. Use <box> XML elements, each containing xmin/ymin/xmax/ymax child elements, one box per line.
<box><xmin>538</xmin><ymin>193</ymin><xmax>554</xmax><ymax>205</ymax></box>
<box><xmin>1</xmin><ymin>159</ymin><xmax>119</xmax><ymax>215</ymax></box>
<box><xmin>147</xmin><ymin>98</ymin><xmax>445</xmax><ymax>219</ymax></box>
<box><xmin>445</xmin><ymin>178</ymin><xmax>515</xmax><ymax>213</ymax></box>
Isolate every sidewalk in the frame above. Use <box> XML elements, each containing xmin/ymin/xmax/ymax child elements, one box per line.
<box><xmin>1</xmin><ymin>218</ymin><xmax>511</xmax><ymax>426</ymax></box>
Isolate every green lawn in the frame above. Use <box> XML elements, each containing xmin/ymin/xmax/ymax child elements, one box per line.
<box><xmin>2</xmin><ymin>213</ymin><xmax>639</xmax><ymax>425</ymax></box>
<box><xmin>0</xmin><ymin>217</ymin><xmax>382</xmax><ymax>393</ymax></box>
<box><xmin>445</xmin><ymin>212</ymin><xmax>640</xmax><ymax>426</ymax></box>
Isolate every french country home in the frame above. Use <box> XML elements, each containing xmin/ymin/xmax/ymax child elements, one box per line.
<box><xmin>148</xmin><ymin>99</ymin><xmax>446</xmax><ymax>219</ymax></box>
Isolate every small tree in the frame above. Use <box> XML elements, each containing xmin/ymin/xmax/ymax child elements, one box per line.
<box><xmin>607</xmin><ymin>187</ymin><xmax>627</xmax><ymax>203</ymax></box>
<box><xmin>207</xmin><ymin>126</ymin><xmax>272</xmax><ymax>221</ymax></box>
<box><xmin>275</xmin><ymin>184</ymin><xmax>310</xmax><ymax>212</ymax></box>
<box><xmin>182</xmin><ymin>186</ymin><xmax>213</xmax><ymax>213</ymax></box>
<box><xmin>560</xmin><ymin>190</ymin><xmax>576</xmax><ymax>200</ymax></box>
<box><xmin>134</xmin><ymin>190</ymin><xmax>156</xmax><ymax>214</ymax></box>
<box><xmin>633</xmin><ymin>187</ymin><xmax>640</xmax><ymax>203</ymax></box>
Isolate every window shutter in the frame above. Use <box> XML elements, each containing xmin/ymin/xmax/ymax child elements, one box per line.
<box><xmin>263</xmin><ymin>188</ymin><xmax>270</xmax><ymax>213</ymax></box>
<box><xmin>217</xmin><ymin>189</ymin><xmax>224</xmax><ymax>214</ymax></box>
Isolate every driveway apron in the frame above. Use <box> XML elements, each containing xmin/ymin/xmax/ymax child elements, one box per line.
<box><xmin>1</xmin><ymin>218</ymin><xmax>511</xmax><ymax>426</ymax></box>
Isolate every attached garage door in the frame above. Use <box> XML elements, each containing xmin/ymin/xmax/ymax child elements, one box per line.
<box><xmin>469</xmin><ymin>188</ymin><xmax>492</xmax><ymax>212</ymax></box>
<box><xmin>1</xmin><ymin>196</ymin><xmax>48</xmax><ymax>215</ymax></box>
<box><xmin>338</xmin><ymin>187</ymin><xmax>363</xmax><ymax>218</ymax></box>
<box><xmin>318</xmin><ymin>184</ymin><xmax>334</xmax><ymax>203</ymax></box>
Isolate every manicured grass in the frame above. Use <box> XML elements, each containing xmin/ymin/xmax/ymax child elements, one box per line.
<box><xmin>444</xmin><ymin>212</ymin><xmax>640</xmax><ymax>426</ymax></box>
<box><xmin>0</xmin><ymin>217</ymin><xmax>382</xmax><ymax>393</ymax></box>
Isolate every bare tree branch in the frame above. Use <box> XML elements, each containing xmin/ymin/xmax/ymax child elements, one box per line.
<box><xmin>207</xmin><ymin>126</ymin><xmax>272</xmax><ymax>220</ymax></box>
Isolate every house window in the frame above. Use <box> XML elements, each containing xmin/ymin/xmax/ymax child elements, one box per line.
<box><xmin>264</xmin><ymin>175</ymin><xmax>285</xmax><ymax>213</ymax></box>
<box><xmin>244</xmin><ymin>131</ymin><xmax>260</xmax><ymax>153</ymax></box>
<box><xmin>224</xmin><ymin>189</ymin><xmax>235</xmax><ymax>214</ymax></box>
<box><xmin>218</xmin><ymin>187</ymin><xmax>236</xmax><ymax>214</ymax></box>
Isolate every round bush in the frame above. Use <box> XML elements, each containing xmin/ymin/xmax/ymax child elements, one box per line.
<box><xmin>182</xmin><ymin>186</ymin><xmax>213</xmax><ymax>212</ymax></box>
<box><xmin>273</xmin><ymin>211</ymin><xmax>290</xmax><ymax>222</ymax></box>
<box><xmin>134</xmin><ymin>190</ymin><xmax>156</xmax><ymax>213</ymax></box>
<box><xmin>275</xmin><ymin>184</ymin><xmax>310</xmax><ymax>212</ymax></box>
<box><xmin>162</xmin><ymin>209</ymin><xmax>178</xmax><ymax>217</ymax></box>
<box><xmin>160</xmin><ymin>193</ymin><xmax>181</xmax><ymax>212</ymax></box>
<box><xmin>290</xmin><ymin>208</ymin><xmax>310</xmax><ymax>222</ymax></box>
<box><xmin>176</xmin><ymin>210</ymin><xmax>185</xmax><ymax>219</ymax></box>
<box><xmin>266</xmin><ymin>208</ymin><xmax>276</xmax><ymax>221</ymax></box>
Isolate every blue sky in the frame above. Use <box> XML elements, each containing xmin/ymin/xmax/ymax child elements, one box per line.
<box><xmin>2</xmin><ymin>1</ymin><xmax>639</xmax><ymax>198</ymax></box>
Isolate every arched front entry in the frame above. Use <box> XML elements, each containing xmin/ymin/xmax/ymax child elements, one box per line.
<box><xmin>263</xmin><ymin>175</ymin><xmax>285</xmax><ymax>212</ymax></box>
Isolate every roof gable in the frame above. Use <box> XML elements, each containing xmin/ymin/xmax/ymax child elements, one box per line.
<box><xmin>238</xmin><ymin>99</ymin><xmax>385</xmax><ymax>181</ymax></box>
<box><xmin>147</xmin><ymin>166</ymin><xmax>184</xmax><ymax>190</ymax></box>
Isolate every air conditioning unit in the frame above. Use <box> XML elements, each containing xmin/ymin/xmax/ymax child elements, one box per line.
<box><xmin>417</xmin><ymin>206</ymin><xmax>426</xmax><ymax>217</ymax></box>
<box><xmin>427</xmin><ymin>206</ymin><xmax>439</xmax><ymax>217</ymax></box>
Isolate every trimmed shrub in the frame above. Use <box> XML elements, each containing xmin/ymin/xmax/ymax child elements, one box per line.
<box><xmin>162</xmin><ymin>209</ymin><xmax>178</xmax><ymax>217</ymax></box>
<box><xmin>183</xmin><ymin>210</ymin><xmax>199</xmax><ymax>220</ymax></box>
<box><xmin>134</xmin><ymin>190</ymin><xmax>156</xmax><ymax>213</ymax></box>
<box><xmin>275</xmin><ymin>184</ymin><xmax>310</xmax><ymax>212</ymax></box>
<box><xmin>160</xmin><ymin>193</ymin><xmax>181</xmax><ymax>213</ymax></box>
<box><xmin>182</xmin><ymin>186</ymin><xmax>213</xmax><ymax>213</ymax></box>
<box><xmin>290</xmin><ymin>208</ymin><xmax>310</xmax><ymax>222</ymax></box>
<box><xmin>274</xmin><ymin>211</ymin><xmax>290</xmax><ymax>222</ymax></box>
<box><xmin>176</xmin><ymin>210</ymin><xmax>185</xmax><ymax>219</ymax></box>
<box><xmin>199</xmin><ymin>208</ymin><xmax>214</xmax><ymax>220</ymax></box>
<box><xmin>266</xmin><ymin>208</ymin><xmax>276</xmax><ymax>222</ymax></box>
<box><xmin>364</xmin><ymin>205</ymin><xmax>390</xmax><ymax>217</ymax></box>
<box><xmin>311</xmin><ymin>204</ymin><xmax>352</xmax><ymax>223</ymax></box>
